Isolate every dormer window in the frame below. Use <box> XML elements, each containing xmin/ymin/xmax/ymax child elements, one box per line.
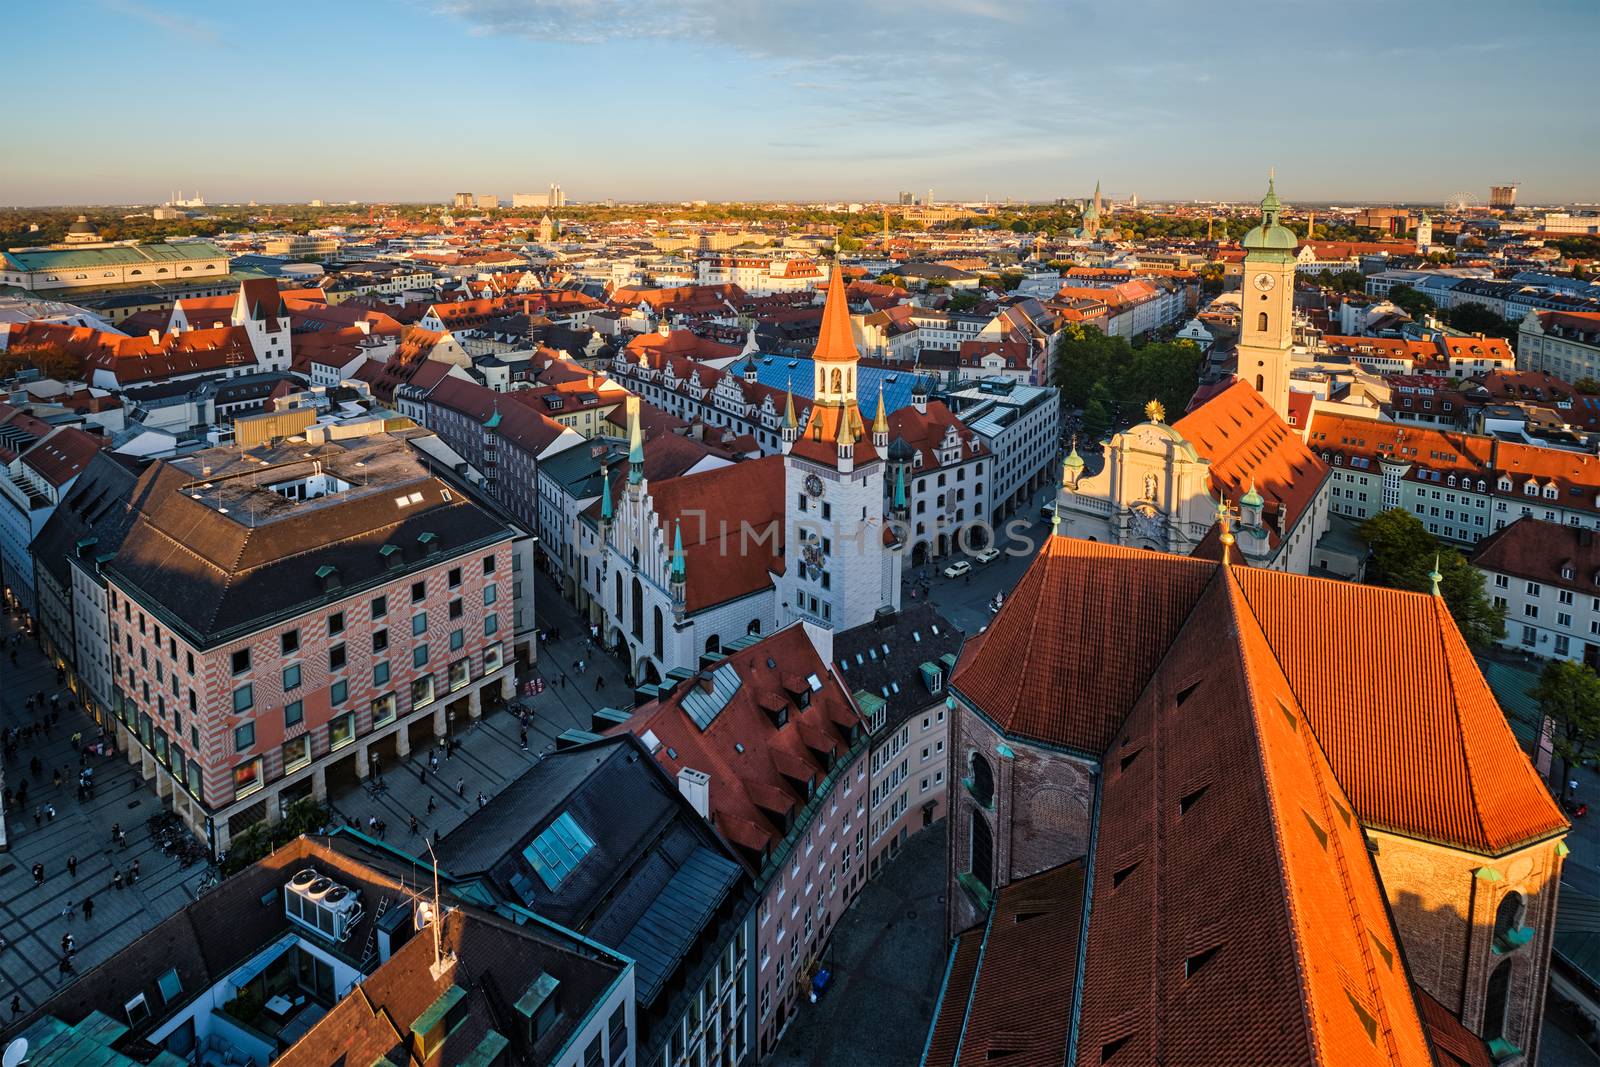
<box><xmin>1525</xmin><ymin>481</ymin><xmax>1539</xmax><ymax>497</ymax></box>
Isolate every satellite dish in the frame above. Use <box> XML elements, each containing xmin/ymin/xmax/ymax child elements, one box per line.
<box><xmin>4</xmin><ymin>1037</ymin><xmax>29</xmax><ymax>1067</ymax></box>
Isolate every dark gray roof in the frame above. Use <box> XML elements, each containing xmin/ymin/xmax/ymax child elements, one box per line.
<box><xmin>31</xmin><ymin>449</ymin><xmax>142</xmax><ymax>591</ymax></box>
<box><xmin>833</xmin><ymin>603</ymin><xmax>965</xmax><ymax>736</ymax></box>
<box><xmin>615</xmin><ymin>846</ymin><xmax>741</xmax><ymax>1003</ymax></box>
<box><xmin>433</xmin><ymin>735</ymin><xmax>750</xmax><ymax>1028</ymax></box>
<box><xmin>106</xmin><ymin>435</ymin><xmax>512</xmax><ymax>646</ymax></box>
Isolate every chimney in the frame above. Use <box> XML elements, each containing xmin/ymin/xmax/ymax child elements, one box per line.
<box><xmin>677</xmin><ymin>767</ymin><xmax>712</xmax><ymax>820</ymax></box>
<box><xmin>149</xmin><ymin>329</ymin><xmax>161</xmax><ymax>344</ymax></box>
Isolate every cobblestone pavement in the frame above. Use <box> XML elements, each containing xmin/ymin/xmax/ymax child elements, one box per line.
<box><xmin>0</xmin><ymin>610</ymin><xmax>211</xmax><ymax>1028</ymax></box>
<box><xmin>769</xmin><ymin>822</ymin><xmax>949</xmax><ymax>1067</ymax></box>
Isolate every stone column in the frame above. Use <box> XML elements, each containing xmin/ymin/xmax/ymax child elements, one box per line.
<box><xmin>311</xmin><ymin>765</ymin><xmax>328</xmax><ymax>802</ymax></box>
<box><xmin>500</xmin><ymin>671</ymin><xmax>514</xmax><ymax>701</ymax></box>
<box><xmin>354</xmin><ymin>745</ymin><xmax>370</xmax><ymax>780</ymax></box>
<box><xmin>433</xmin><ymin>707</ymin><xmax>447</xmax><ymax>737</ymax></box>
<box><xmin>395</xmin><ymin>728</ymin><xmax>411</xmax><ymax>758</ymax></box>
<box><xmin>467</xmin><ymin>688</ymin><xmax>482</xmax><ymax>720</ymax></box>
<box><xmin>265</xmin><ymin>791</ymin><xmax>282</xmax><ymax>825</ymax></box>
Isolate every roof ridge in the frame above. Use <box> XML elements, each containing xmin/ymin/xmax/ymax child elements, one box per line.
<box><xmin>1219</xmin><ymin>570</ymin><xmax>1405</xmax><ymax>1063</ymax></box>
<box><xmin>1427</xmin><ymin>594</ymin><xmax>1493</xmax><ymax>851</ymax></box>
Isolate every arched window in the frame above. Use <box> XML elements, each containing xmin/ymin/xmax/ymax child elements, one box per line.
<box><xmin>968</xmin><ymin>752</ymin><xmax>994</xmax><ymax>808</ymax></box>
<box><xmin>969</xmin><ymin>808</ymin><xmax>993</xmax><ymax>892</ymax></box>
<box><xmin>1257</xmin><ymin>311</ymin><xmax>1268</xmax><ymax>332</ymax></box>
<box><xmin>747</xmin><ymin>618</ymin><xmax>762</xmax><ymax>635</ymax></box>
<box><xmin>1483</xmin><ymin>961</ymin><xmax>1513</xmax><ymax>1041</ymax></box>
<box><xmin>831</xmin><ymin>369</ymin><xmax>841</xmax><ymax>393</ymax></box>
<box><xmin>614</xmin><ymin>574</ymin><xmax>623</xmax><ymax>620</ymax></box>
<box><xmin>1255</xmin><ymin>374</ymin><xmax>1265</xmax><ymax>393</ymax></box>
<box><xmin>705</xmin><ymin>634</ymin><xmax>721</xmax><ymax>654</ymax></box>
<box><xmin>631</xmin><ymin>577</ymin><xmax>644</xmax><ymax>640</ymax></box>
<box><xmin>1494</xmin><ymin>891</ymin><xmax>1526</xmax><ymax>947</ymax></box>
<box><xmin>652</xmin><ymin>605</ymin><xmax>664</xmax><ymax>660</ymax></box>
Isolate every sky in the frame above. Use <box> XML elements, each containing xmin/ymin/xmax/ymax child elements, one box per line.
<box><xmin>4</xmin><ymin>0</ymin><xmax>1598</xmax><ymax>207</ymax></box>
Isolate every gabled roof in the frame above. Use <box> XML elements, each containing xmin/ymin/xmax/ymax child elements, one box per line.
<box><xmin>925</xmin><ymin>861</ymin><xmax>1085</xmax><ymax>1067</ymax></box>
<box><xmin>952</xmin><ymin>537</ymin><xmax>1565</xmax><ymax>856</ymax></box>
<box><xmin>1075</xmin><ymin>566</ymin><xmax>1435</xmax><ymax>1065</ymax></box>
<box><xmin>619</xmin><ymin>625</ymin><xmax>862</xmax><ymax>862</ymax></box>
<box><xmin>1170</xmin><ymin>380</ymin><xmax>1328</xmax><ymax>541</ymax></box>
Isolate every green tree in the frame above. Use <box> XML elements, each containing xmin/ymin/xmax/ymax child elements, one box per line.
<box><xmin>946</xmin><ymin>290</ymin><xmax>982</xmax><ymax>312</ymax></box>
<box><xmin>1358</xmin><ymin>508</ymin><xmax>1504</xmax><ymax>646</ymax></box>
<box><xmin>1530</xmin><ymin>659</ymin><xmax>1600</xmax><ymax>801</ymax></box>
<box><xmin>1081</xmin><ymin>397</ymin><xmax>1111</xmax><ymax>441</ymax></box>
<box><xmin>1388</xmin><ymin>284</ymin><xmax>1436</xmax><ymax>320</ymax></box>
<box><xmin>1442</xmin><ymin>302</ymin><xmax>1511</xmax><ymax>338</ymax></box>
<box><xmin>1575</xmin><ymin>377</ymin><xmax>1600</xmax><ymax>395</ymax></box>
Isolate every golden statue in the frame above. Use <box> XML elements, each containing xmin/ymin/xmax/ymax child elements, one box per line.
<box><xmin>1144</xmin><ymin>398</ymin><xmax>1166</xmax><ymax>424</ymax></box>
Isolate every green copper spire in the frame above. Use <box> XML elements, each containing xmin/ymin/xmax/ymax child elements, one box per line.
<box><xmin>599</xmin><ymin>463</ymin><xmax>613</xmax><ymax>522</ymax></box>
<box><xmin>894</xmin><ymin>462</ymin><xmax>907</xmax><ymax>510</ymax></box>
<box><xmin>1428</xmin><ymin>553</ymin><xmax>1443</xmax><ymax>597</ymax></box>
<box><xmin>1261</xmin><ymin>169</ymin><xmax>1281</xmax><ymax>219</ymax></box>
<box><xmin>670</xmin><ymin>518</ymin><xmax>686</xmax><ymax>583</ymax></box>
<box><xmin>627</xmin><ymin>400</ymin><xmax>644</xmax><ymax>486</ymax></box>
<box><xmin>1241</xmin><ymin>478</ymin><xmax>1263</xmax><ymax>508</ymax></box>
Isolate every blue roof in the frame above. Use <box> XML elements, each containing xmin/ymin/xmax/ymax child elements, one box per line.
<box><xmin>615</xmin><ymin>846</ymin><xmax>742</xmax><ymax>1003</ymax></box>
<box><xmin>751</xmin><ymin>356</ymin><xmax>937</xmax><ymax>423</ymax></box>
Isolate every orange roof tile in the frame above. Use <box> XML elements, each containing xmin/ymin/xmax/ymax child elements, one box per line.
<box><xmin>952</xmin><ymin>537</ymin><xmax>1566</xmax><ymax>856</ymax></box>
<box><xmin>1171</xmin><ymin>380</ymin><xmax>1328</xmax><ymax>542</ymax></box>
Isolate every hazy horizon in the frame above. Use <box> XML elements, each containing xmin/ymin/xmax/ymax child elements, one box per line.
<box><xmin>5</xmin><ymin>0</ymin><xmax>1597</xmax><ymax>208</ymax></box>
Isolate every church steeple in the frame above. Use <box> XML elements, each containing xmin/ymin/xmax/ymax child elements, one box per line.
<box><xmin>626</xmin><ymin>396</ymin><xmax>645</xmax><ymax>487</ymax></box>
<box><xmin>872</xmin><ymin>383</ymin><xmax>889</xmax><ymax>449</ymax></box>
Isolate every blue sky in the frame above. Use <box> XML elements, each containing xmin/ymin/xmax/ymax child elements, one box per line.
<box><xmin>5</xmin><ymin>0</ymin><xmax>1597</xmax><ymax>206</ymax></box>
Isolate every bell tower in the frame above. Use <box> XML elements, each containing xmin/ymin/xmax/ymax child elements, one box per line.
<box><xmin>1236</xmin><ymin>175</ymin><xmax>1298</xmax><ymax>421</ymax></box>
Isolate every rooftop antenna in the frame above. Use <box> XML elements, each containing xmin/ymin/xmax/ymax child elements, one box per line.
<box><xmin>423</xmin><ymin>837</ymin><xmax>453</xmax><ymax>980</ymax></box>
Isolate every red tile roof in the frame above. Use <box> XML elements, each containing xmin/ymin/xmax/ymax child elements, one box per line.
<box><xmin>952</xmin><ymin>537</ymin><xmax>1565</xmax><ymax>856</ymax></box>
<box><xmin>1171</xmin><ymin>380</ymin><xmax>1328</xmax><ymax>544</ymax></box>
<box><xmin>638</xmin><ymin>455</ymin><xmax>787</xmax><ymax>613</ymax></box>
<box><xmin>927</xmin><ymin>861</ymin><xmax>1085</xmax><ymax>1067</ymax></box>
<box><xmin>618</xmin><ymin>625</ymin><xmax>862</xmax><ymax>860</ymax></box>
<box><xmin>1076</xmin><ymin>566</ymin><xmax>1435</xmax><ymax>1065</ymax></box>
<box><xmin>19</xmin><ymin>426</ymin><xmax>102</xmax><ymax>488</ymax></box>
<box><xmin>1469</xmin><ymin>515</ymin><xmax>1600</xmax><ymax>590</ymax></box>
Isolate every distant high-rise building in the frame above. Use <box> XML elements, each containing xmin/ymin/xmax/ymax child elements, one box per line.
<box><xmin>511</xmin><ymin>192</ymin><xmax>547</xmax><ymax>209</ymax></box>
<box><xmin>898</xmin><ymin>191</ymin><xmax>914</xmax><ymax>206</ymax></box>
<box><xmin>549</xmin><ymin>182</ymin><xmax>565</xmax><ymax>208</ymax></box>
<box><xmin>1490</xmin><ymin>183</ymin><xmax>1519</xmax><ymax>209</ymax></box>
<box><xmin>452</xmin><ymin>192</ymin><xmax>474</xmax><ymax>209</ymax></box>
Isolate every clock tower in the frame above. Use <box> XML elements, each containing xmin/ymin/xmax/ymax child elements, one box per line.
<box><xmin>779</xmin><ymin>269</ymin><xmax>901</xmax><ymax>630</ymax></box>
<box><xmin>1236</xmin><ymin>175</ymin><xmax>1298</xmax><ymax>422</ymax></box>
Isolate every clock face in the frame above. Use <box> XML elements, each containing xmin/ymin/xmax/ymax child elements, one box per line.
<box><xmin>805</xmin><ymin>474</ymin><xmax>824</xmax><ymax>497</ymax></box>
<box><xmin>1253</xmin><ymin>272</ymin><xmax>1276</xmax><ymax>292</ymax></box>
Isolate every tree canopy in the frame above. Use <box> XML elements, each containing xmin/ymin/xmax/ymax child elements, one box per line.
<box><xmin>1530</xmin><ymin>658</ymin><xmax>1600</xmax><ymax>800</ymax></box>
<box><xmin>1387</xmin><ymin>284</ymin><xmax>1436</xmax><ymax>320</ymax></box>
<box><xmin>1358</xmin><ymin>508</ymin><xmax>1504</xmax><ymax>647</ymax></box>
<box><xmin>1053</xmin><ymin>323</ymin><xmax>1203</xmax><ymax>436</ymax></box>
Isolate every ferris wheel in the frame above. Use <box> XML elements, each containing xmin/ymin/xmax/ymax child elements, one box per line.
<box><xmin>1446</xmin><ymin>192</ymin><xmax>1476</xmax><ymax>212</ymax></box>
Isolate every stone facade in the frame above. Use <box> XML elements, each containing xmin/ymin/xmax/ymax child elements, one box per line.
<box><xmin>1370</xmin><ymin>829</ymin><xmax>1563</xmax><ymax>1063</ymax></box>
<box><xmin>945</xmin><ymin>700</ymin><xmax>1097</xmax><ymax>938</ymax></box>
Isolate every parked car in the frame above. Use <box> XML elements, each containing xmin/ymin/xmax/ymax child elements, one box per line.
<box><xmin>974</xmin><ymin>547</ymin><xmax>1001</xmax><ymax>564</ymax></box>
<box><xmin>943</xmin><ymin>560</ymin><xmax>972</xmax><ymax>579</ymax></box>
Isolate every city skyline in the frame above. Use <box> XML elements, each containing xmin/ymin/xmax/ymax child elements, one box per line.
<box><xmin>4</xmin><ymin>0</ymin><xmax>1598</xmax><ymax>207</ymax></box>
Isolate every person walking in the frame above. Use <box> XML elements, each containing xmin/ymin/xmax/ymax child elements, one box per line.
<box><xmin>427</xmin><ymin>796</ymin><xmax>436</xmax><ymax>815</ymax></box>
<box><xmin>82</xmin><ymin>896</ymin><xmax>93</xmax><ymax>921</ymax></box>
<box><xmin>130</xmin><ymin>858</ymin><xmax>140</xmax><ymax>884</ymax></box>
<box><xmin>67</xmin><ymin>855</ymin><xmax>77</xmax><ymax>879</ymax></box>
<box><xmin>112</xmin><ymin>870</ymin><xmax>123</xmax><ymax>891</ymax></box>
<box><xmin>10</xmin><ymin>994</ymin><xmax>20</xmax><ymax>1018</ymax></box>
<box><xmin>32</xmin><ymin>863</ymin><xmax>44</xmax><ymax>886</ymax></box>
<box><xmin>456</xmin><ymin>778</ymin><xmax>466</xmax><ymax>799</ymax></box>
<box><xmin>409</xmin><ymin>814</ymin><xmax>419</xmax><ymax>836</ymax></box>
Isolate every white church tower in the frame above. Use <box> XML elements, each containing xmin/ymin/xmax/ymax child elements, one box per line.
<box><xmin>779</xmin><ymin>270</ymin><xmax>901</xmax><ymax>629</ymax></box>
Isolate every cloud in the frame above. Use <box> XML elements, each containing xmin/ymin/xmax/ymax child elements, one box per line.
<box><xmin>101</xmin><ymin>0</ymin><xmax>220</xmax><ymax>45</ymax></box>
